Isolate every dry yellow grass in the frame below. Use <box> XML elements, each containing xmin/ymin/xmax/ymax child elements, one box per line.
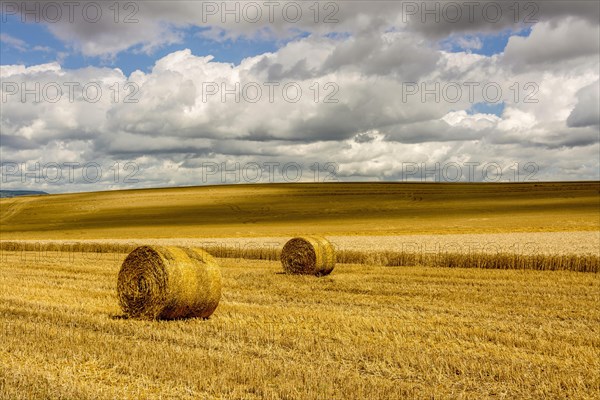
<box><xmin>0</xmin><ymin>251</ymin><xmax>598</xmax><ymax>399</ymax></box>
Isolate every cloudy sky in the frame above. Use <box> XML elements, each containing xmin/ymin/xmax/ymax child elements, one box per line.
<box><xmin>1</xmin><ymin>1</ymin><xmax>599</xmax><ymax>192</ymax></box>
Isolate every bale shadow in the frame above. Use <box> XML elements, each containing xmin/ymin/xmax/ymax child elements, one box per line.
<box><xmin>109</xmin><ymin>313</ymin><xmax>213</xmax><ymax>322</ymax></box>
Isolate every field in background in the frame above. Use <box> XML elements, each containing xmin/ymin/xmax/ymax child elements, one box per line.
<box><xmin>1</xmin><ymin>182</ymin><xmax>599</xmax><ymax>239</ymax></box>
<box><xmin>1</xmin><ymin>252</ymin><xmax>598</xmax><ymax>399</ymax></box>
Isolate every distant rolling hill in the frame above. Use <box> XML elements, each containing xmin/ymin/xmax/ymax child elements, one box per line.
<box><xmin>0</xmin><ymin>182</ymin><xmax>598</xmax><ymax>240</ymax></box>
<box><xmin>0</xmin><ymin>190</ymin><xmax>48</xmax><ymax>198</ymax></box>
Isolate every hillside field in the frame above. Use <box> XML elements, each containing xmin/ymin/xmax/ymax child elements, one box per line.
<box><xmin>1</xmin><ymin>182</ymin><xmax>599</xmax><ymax>239</ymax></box>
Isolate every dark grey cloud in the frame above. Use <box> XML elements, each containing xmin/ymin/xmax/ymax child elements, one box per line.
<box><xmin>406</xmin><ymin>1</ymin><xmax>600</xmax><ymax>38</ymax></box>
<box><xmin>8</xmin><ymin>1</ymin><xmax>599</xmax><ymax>58</ymax></box>
<box><xmin>503</xmin><ymin>17</ymin><xmax>599</xmax><ymax>68</ymax></box>
<box><xmin>535</xmin><ymin>125</ymin><xmax>600</xmax><ymax>149</ymax></box>
<box><xmin>321</xmin><ymin>32</ymin><xmax>440</xmax><ymax>81</ymax></box>
<box><xmin>383</xmin><ymin>119</ymin><xmax>494</xmax><ymax>144</ymax></box>
<box><xmin>354</xmin><ymin>132</ymin><xmax>376</xmax><ymax>144</ymax></box>
<box><xmin>568</xmin><ymin>81</ymin><xmax>600</xmax><ymax>128</ymax></box>
<box><xmin>0</xmin><ymin>134</ymin><xmax>38</xmax><ymax>150</ymax></box>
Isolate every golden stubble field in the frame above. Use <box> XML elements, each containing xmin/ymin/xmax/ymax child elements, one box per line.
<box><xmin>1</xmin><ymin>182</ymin><xmax>599</xmax><ymax>239</ymax></box>
<box><xmin>1</xmin><ymin>251</ymin><xmax>598</xmax><ymax>399</ymax></box>
<box><xmin>1</xmin><ymin>182</ymin><xmax>599</xmax><ymax>399</ymax></box>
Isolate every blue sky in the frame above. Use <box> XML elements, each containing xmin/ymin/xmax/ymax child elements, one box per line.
<box><xmin>2</xmin><ymin>13</ymin><xmax>529</xmax><ymax>72</ymax></box>
<box><xmin>1</xmin><ymin>14</ymin><xmax>285</xmax><ymax>73</ymax></box>
<box><xmin>1</xmin><ymin>15</ymin><xmax>530</xmax><ymax>120</ymax></box>
<box><xmin>441</xmin><ymin>27</ymin><xmax>532</xmax><ymax>56</ymax></box>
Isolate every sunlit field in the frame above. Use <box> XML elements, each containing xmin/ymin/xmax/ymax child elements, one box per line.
<box><xmin>1</xmin><ymin>182</ymin><xmax>599</xmax><ymax>399</ymax></box>
<box><xmin>2</xmin><ymin>182</ymin><xmax>599</xmax><ymax>239</ymax></box>
<box><xmin>1</xmin><ymin>252</ymin><xmax>598</xmax><ymax>399</ymax></box>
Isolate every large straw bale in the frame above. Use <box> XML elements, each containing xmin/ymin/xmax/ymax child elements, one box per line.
<box><xmin>281</xmin><ymin>236</ymin><xmax>335</xmax><ymax>276</ymax></box>
<box><xmin>117</xmin><ymin>246</ymin><xmax>221</xmax><ymax>320</ymax></box>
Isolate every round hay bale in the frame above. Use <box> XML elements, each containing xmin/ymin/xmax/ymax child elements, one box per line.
<box><xmin>281</xmin><ymin>236</ymin><xmax>335</xmax><ymax>276</ymax></box>
<box><xmin>117</xmin><ymin>246</ymin><xmax>222</xmax><ymax>320</ymax></box>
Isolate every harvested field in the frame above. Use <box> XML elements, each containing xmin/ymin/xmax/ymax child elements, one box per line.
<box><xmin>1</xmin><ymin>251</ymin><xmax>598</xmax><ymax>399</ymax></box>
<box><xmin>2</xmin><ymin>183</ymin><xmax>599</xmax><ymax>240</ymax></box>
<box><xmin>1</xmin><ymin>182</ymin><xmax>599</xmax><ymax>398</ymax></box>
